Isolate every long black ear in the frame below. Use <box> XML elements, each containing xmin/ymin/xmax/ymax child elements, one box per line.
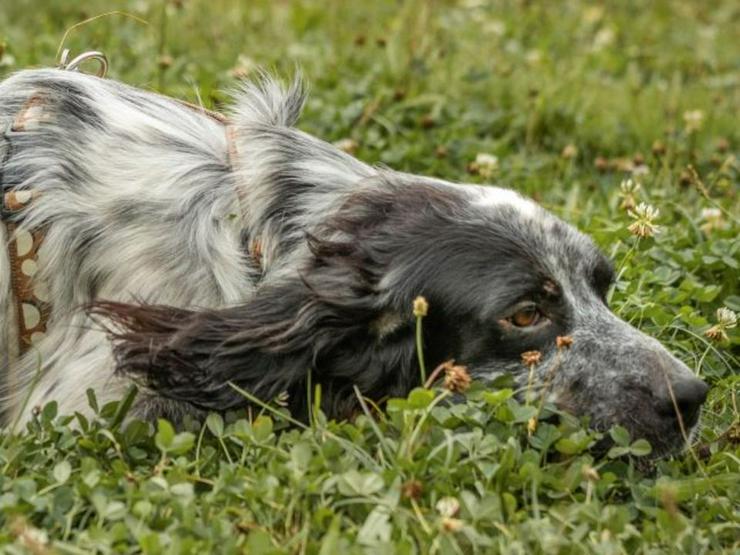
<box><xmin>89</xmin><ymin>242</ymin><xmax>399</xmax><ymax>418</ymax></box>
<box><xmin>91</xmin><ymin>277</ymin><xmax>416</xmax><ymax>419</ymax></box>
<box><xmin>90</xmin><ymin>279</ymin><xmax>331</xmax><ymax>415</ymax></box>
<box><xmin>91</xmin><ymin>179</ymin><xmax>464</xmax><ymax>419</ymax></box>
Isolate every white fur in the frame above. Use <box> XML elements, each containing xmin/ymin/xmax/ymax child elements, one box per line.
<box><xmin>0</xmin><ymin>70</ymin><xmax>257</xmax><ymax>423</ymax></box>
<box><xmin>469</xmin><ymin>185</ymin><xmax>539</xmax><ymax>217</ymax></box>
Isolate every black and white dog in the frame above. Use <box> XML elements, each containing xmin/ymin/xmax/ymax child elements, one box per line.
<box><xmin>0</xmin><ymin>69</ymin><xmax>708</xmax><ymax>455</ymax></box>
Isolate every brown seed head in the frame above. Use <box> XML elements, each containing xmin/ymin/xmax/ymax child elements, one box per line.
<box><xmin>443</xmin><ymin>363</ymin><xmax>472</xmax><ymax>393</ymax></box>
<box><xmin>704</xmin><ymin>325</ymin><xmax>727</xmax><ymax>342</ymax></box>
<box><xmin>420</xmin><ymin>114</ymin><xmax>435</xmax><ymax>129</ymax></box>
<box><xmin>679</xmin><ymin>170</ymin><xmax>692</xmax><ymax>187</ymax></box>
<box><xmin>651</xmin><ymin>140</ymin><xmax>666</xmax><ymax>156</ymax></box>
<box><xmin>620</xmin><ymin>195</ymin><xmax>636</xmax><ymax>211</ymax></box>
<box><xmin>158</xmin><ymin>54</ymin><xmax>174</xmax><ymax>69</ymax></box>
<box><xmin>704</xmin><ymin>308</ymin><xmax>736</xmax><ymax>343</ymax></box>
<box><xmin>441</xmin><ymin>517</ymin><xmax>464</xmax><ymax>532</ymax></box>
<box><xmin>728</xmin><ymin>420</ymin><xmax>740</xmax><ymax>442</ymax></box>
<box><xmin>402</xmin><ymin>479</ymin><xmax>423</xmax><ymax>500</ymax></box>
<box><xmin>521</xmin><ymin>350</ymin><xmax>542</xmax><ymax>367</ymax></box>
<box><xmin>556</xmin><ymin>335</ymin><xmax>574</xmax><ymax>349</ymax></box>
<box><xmin>613</xmin><ymin>157</ymin><xmax>634</xmax><ymax>172</ymax></box>
<box><xmin>594</xmin><ymin>156</ymin><xmax>609</xmax><ymax>172</ymax></box>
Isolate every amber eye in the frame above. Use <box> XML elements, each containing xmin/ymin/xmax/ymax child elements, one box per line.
<box><xmin>509</xmin><ymin>305</ymin><xmax>541</xmax><ymax>328</ymax></box>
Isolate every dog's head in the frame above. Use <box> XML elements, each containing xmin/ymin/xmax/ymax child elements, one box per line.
<box><xmin>97</xmin><ymin>174</ymin><xmax>707</xmax><ymax>457</ymax></box>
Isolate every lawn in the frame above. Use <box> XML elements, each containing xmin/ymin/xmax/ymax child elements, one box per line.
<box><xmin>0</xmin><ymin>0</ymin><xmax>738</xmax><ymax>553</ymax></box>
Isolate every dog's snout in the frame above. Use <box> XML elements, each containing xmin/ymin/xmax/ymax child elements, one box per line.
<box><xmin>657</xmin><ymin>377</ymin><xmax>709</xmax><ymax>427</ymax></box>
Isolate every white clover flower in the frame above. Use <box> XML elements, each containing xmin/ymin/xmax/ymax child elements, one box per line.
<box><xmin>628</xmin><ymin>202</ymin><xmax>660</xmax><ymax>237</ymax></box>
<box><xmin>631</xmin><ymin>164</ymin><xmax>650</xmax><ymax>178</ymax></box>
<box><xmin>592</xmin><ymin>28</ymin><xmax>615</xmax><ymax>51</ymax></box>
<box><xmin>683</xmin><ymin>110</ymin><xmax>705</xmax><ymax>134</ymax></box>
<box><xmin>701</xmin><ymin>208</ymin><xmax>721</xmax><ymax>220</ymax></box>
<box><xmin>620</xmin><ymin>178</ymin><xmax>641</xmax><ymax>195</ymax></box>
<box><xmin>471</xmin><ymin>153</ymin><xmax>499</xmax><ymax>179</ymax></box>
<box><xmin>705</xmin><ymin>307</ymin><xmax>737</xmax><ymax>343</ymax></box>
<box><xmin>561</xmin><ymin>144</ymin><xmax>578</xmax><ymax>159</ymax></box>
<box><xmin>334</xmin><ymin>138</ymin><xmax>358</xmax><ymax>154</ymax></box>
<box><xmin>717</xmin><ymin>307</ymin><xmax>738</xmax><ymax>328</ymax></box>
<box><xmin>483</xmin><ymin>20</ymin><xmax>506</xmax><ymax>36</ymax></box>
<box><xmin>619</xmin><ymin>178</ymin><xmax>641</xmax><ymax>210</ymax></box>
<box><xmin>700</xmin><ymin>207</ymin><xmax>725</xmax><ymax>234</ymax></box>
<box><xmin>0</xmin><ymin>52</ymin><xmax>15</xmax><ymax>68</ymax></box>
<box><xmin>229</xmin><ymin>54</ymin><xmax>257</xmax><ymax>79</ymax></box>
<box><xmin>436</xmin><ymin>496</ymin><xmax>460</xmax><ymax>518</ymax></box>
<box><xmin>582</xmin><ymin>6</ymin><xmax>604</xmax><ymax>24</ymax></box>
<box><xmin>525</xmin><ymin>49</ymin><xmax>542</xmax><ymax>65</ymax></box>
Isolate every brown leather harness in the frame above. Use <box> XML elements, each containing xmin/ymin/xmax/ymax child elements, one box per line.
<box><xmin>2</xmin><ymin>97</ymin><xmax>51</xmax><ymax>355</ymax></box>
<box><xmin>2</xmin><ymin>53</ymin><xmax>261</xmax><ymax>356</ymax></box>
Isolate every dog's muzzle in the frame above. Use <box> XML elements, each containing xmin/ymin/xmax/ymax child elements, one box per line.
<box><xmin>554</xmin><ymin>307</ymin><xmax>710</xmax><ymax>455</ymax></box>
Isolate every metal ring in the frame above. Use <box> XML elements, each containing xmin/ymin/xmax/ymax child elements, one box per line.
<box><xmin>59</xmin><ymin>49</ymin><xmax>108</xmax><ymax>78</ymax></box>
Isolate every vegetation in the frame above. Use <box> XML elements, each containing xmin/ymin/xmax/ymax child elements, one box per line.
<box><xmin>1</xmin><ymin>1</ymin><xmax>737</xmax><ymax>552</ymax></box>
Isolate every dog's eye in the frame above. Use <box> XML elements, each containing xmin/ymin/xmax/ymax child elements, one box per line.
<box><xmin>508</xmin><ymin>305</ymin><xmax>542</xmax><ymax>328</ymax></box>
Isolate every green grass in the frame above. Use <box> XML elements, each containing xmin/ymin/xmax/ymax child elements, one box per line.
<box><xmin>1</xmin><ymin>0</ymin><xmax>738</xmax><ymax>553</ymax></box>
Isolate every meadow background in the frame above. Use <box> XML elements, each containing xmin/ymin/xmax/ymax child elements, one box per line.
<box><xmin>0</xmin><ymin>0</ymin><xmax>738</xmax><ymax>553</ymax></box>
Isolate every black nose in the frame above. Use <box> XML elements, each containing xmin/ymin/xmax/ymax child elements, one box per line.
<box><xmin>657</xmin><ymin>377</ymin><xmax>709</xmax><ymax>427</ymax></box>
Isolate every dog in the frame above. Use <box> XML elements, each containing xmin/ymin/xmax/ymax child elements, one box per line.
<box><xmin>0</xmin><ymin>68</ymin><xmax>708</xmax><ymax>456</ymax></box>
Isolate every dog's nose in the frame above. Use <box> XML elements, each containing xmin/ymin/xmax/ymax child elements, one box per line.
<box><xmin>657</xmin><ymin>377</ymin><xmax>709</xmax><ymax>427</ymax></box>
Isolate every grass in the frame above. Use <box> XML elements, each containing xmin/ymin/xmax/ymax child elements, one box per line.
<box><xmin>0</xmin><ymin>0</ymin><xmax>738</xmax><ymax>552</ymax></box>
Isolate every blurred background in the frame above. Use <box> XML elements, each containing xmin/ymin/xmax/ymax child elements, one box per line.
<box><xmin>1</xmin><ymin>1</ymin><xmax>736</xmax><ymax>194</ymax></box>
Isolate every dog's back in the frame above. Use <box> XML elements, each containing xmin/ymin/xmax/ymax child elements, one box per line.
<box><xmin>0</xmin><ymin>70</ymin><xmax>255</xmax><ymax>421</ymax></box>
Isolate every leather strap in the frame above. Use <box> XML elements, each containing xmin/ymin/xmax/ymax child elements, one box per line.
<box><xmin>3</xmin><ymin>95</ymin><xmax>50</xmax><ymax>353</ymax></box>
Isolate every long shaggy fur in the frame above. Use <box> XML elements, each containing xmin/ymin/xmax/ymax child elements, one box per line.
<box><xmin>0</xmin><ymin>69</ymin><xmax>707</xmax><ymax>456</ymax></box>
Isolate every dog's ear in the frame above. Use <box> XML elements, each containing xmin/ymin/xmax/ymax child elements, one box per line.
<box><xmin>92</xmin><ymin>277</ymin><xmax>417</xmax><ymax>419</ymax></box>
<box><xmin>90</xmin><ymin>279</ymin><xmax>331</xmax><ymax>416</ymax></box>
<box><xmin>91</xmin><ymin>180</ymin><xmax>463</xmax><ymax>419</ymax></box>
